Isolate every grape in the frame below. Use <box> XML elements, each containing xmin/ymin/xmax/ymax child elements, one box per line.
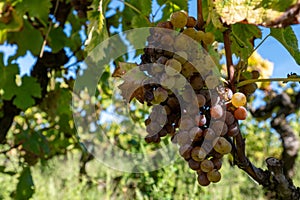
<box><xmin>152</xmin><ymin>87</ymin><xmax>168</xmax><ymax>104</ymax></box>
<box><xmin>191</xmin><ymin>146</ymin><xmax>207</xmax><ymax>162</ymax></box>
<box><xmin>161</xmin><ymin>34</ymin><xmax>175</xmax><ymax>47</ymax></box>
<box><xmin>175</xmin><ymin>131</ymin><xmax>190</xmax><ymax>145</ymax></box>
<box><xmin>174</xmin><ymin>51</ymin><xmax>188</xmax><ymax>64</ymax></box>
<box><xmin>189</xmin><ymin>126</ymin><xmax>203</xmax><ymax>141</ymax></box>
<box><xmin>234</xmin><ymin>106</ymin><xmax>247</xmax><ymax>120</ymax></box>
<box><xmin>194</xmin><ymin>30</ymin><xmax>205</xmax><ymax>42</ymax></box>
<box><xmin>207</xmin><ymin>169</ymin><xmax>221</xmax><ymax>183</ymax></box>
<box><xmin>157</xmin><ymin>56</ymin><xmax>168</xmax><ymax>65</ymax></box>
<box><xmin>240</xmin><ymin>83</ymin><xmax>258</xmax><ymax>95</ymax></box>
<box><xmin>197</xmin><ymin>171</ymin><xmax>211</xmax><ymax>186</ymax></box>
<box><xmin>200</xmin><ymin>159</ymin><xmax>214</xmax><ymax>172</ymax></box>
<box><xmin>179</xmin><ymin>115</ymin><xmax>195</xmax><ymax>131</ymax></box>
<box><xmin>197</xmin><ymin>94</ymin><xmax>206</xmax><ymax>107</ymax></box>
<box><xmin>181</xmin><ymin>62</ymin><xmax>196</xmax><ymax>78</ymax></box>
<box><xmin>231</xmin><ymin>92</ymin><xmax>247</xmax><ymax>107</ymax></box>
<box><xmin>179</xmin><ymin>144</ymin><xmax>192</xmax><ymax>160</ymax></box>
<box><xmin>197</xmin><ymin>114</ymin><xmax>207</xmax><ymax>127</ymax></box>
<box><xmin>213</xmin><ymin>137</ymin><xmax>232</xmax><ymax>154</ymax></box>
<box><xmin>227</xmin><ymin>121</ymin><xmax>239</xmax><ymax>137</ymax></box>
<box><xmin>145</xmin><ymin>133</ymin><xmax>160</xmax><ymax>143</ymax></box>
<box><xmin>251</xmin><ymin>70</ymin><xmax>260</xmax><ymax>79</ymax></box>
<box><xmin>203</xmin><ymin>128</ymin><xmax>217</xmax><ymax>140</ymax></box>
<box><xmin>211</xmin><ymin>120</ymin><xmax>228</xmax><ymax>136</ymax></box>
<box><xmin>211</xmin><ymin>158</ymin><xmax>222</xmax><ymax>170</ymax></box>
<box><xmin>170</xmin><ymin>11</ymin><xmax>188</xmax><ymax>28</ymax></box>
<box><xmin>205</xmin><ymin>75</ymin><xmax>219</xmax><ymax>89</ymax></box>
<box><xmin>188</xmin><ymin>159</ymin><xmax>201</xmax><ymax>170</ymax></box>
<box><xmin>173</xmin><ymin>75</ymin><xmax>187</xmax><ymax>89</ymax></box>
<box><xmin>174</xmin><ymin>34</ymin><xmax>189</xmax><ymax>51</ymax></box>
<box><xmin>190</xmin><ymin>74</ymin><xmax>204</xmax><ymax>90</ymax></box>
<box><xmin>182</xmin><ymin>28</ymin><xmax>198</xmax><ymax>40</ymax></box>
<box><xmin>158</xmin><ymin>128</ymin><xmax>168</xmax><ymax>137</ymax></box>
<box><xmin>210</xmin><ymin>105</ymin><xmax>224</xmax><ymax>119</ymax></box>
<box><xmin>165</xmin><ymin>59</ymin><xmax>182</xmax><ymax>76</ymax></box>
<box><xmin>156</xmin><ymin>21</ymin><xmax>173</xmax><ymax>29</ymax></box>
<box><xmin>225</xmin><ymin>111</ymin><xmax>235</xmax><ymax>125</ymax></box>
<box><xmin>202</xmin><ymin>32</ymin><xmax>215</xmax><ymax>45</ymax></box>
<box><xmin>161</xmin><ymin>74</ymin><xmax>176</xmax><ymax>88</ymax></box>
<box><xmin>186</xmin><ymin>16</ymin><xmax>197</xmax><ymax>27</ymax></box>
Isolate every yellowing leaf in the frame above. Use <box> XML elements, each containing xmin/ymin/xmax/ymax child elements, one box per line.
<box><xmin>214</xmin><ymin>0</ymin><xmax>298</xmax><ymax>25</ymax></box>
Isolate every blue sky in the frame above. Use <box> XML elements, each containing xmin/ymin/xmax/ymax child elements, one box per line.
<box><xmin>0</xmin><ymin>0</ymin><xmax>300</xmax><ymax>78</ymax></box>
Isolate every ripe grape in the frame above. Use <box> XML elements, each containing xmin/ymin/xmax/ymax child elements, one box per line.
<box><xmin>211</xmin><ymin>158</ymin><xmax>222</xmax><ymax>170</ymax></box>
<box><xmin>231</xmin><ymin>92</ymin><xmax>247</xmax><ymax>107</ymax></box>
<box><xmin>186</xmin><ymin>16</ymin><xmax>197</xmax><ymax>27</ymax></box>
<box><xmin>190</xmin><ymin>74</ymin><xmax>204</xmax><ymax>90</ymax></box>
<box><xmin>210</xmin><ymin>104</ymin><xmax>224</xmax><ymax>119</ymax></box>
<box><xmin>179</xmin><ymin>144</ymin><xmax>192</xmax><ymax>160</ymax></box>
<box><xmin>234</xmin><ymin>106</ymin><xmax>247</xmax><ymax>120</ymax></box>
<box><xmin>170</xmin><ymin>11</ymin><xmax>188</xmax><ymax>28</ymax></box>
<box><xmin>152</xmin><ymin>87</ymin><xmax>168</xmax><ymax>104</ymax></box>
<box><xmin>200</xmin><ymin>159</ymin><xmax>214</xmax><ymax>172</ymax></box>
<box><xmin>225</xmin><ymin>111</ymin><xmax>235</xmax><ymax>125</ymax></box>
<box><xmin>197</xmin><ymin>94</ymin><xmax>206</xmax><ymax>107</ymax></box>
<box><xmin>182</xmin><ymin>28</ymin><xmax>198</xmax><ymax>40</ymax></box>
<box><xmin>205</xmin><ymin>75</ymin><xmax>219</xmax><ymax>89</ymax></box>
<box><xmin>156</xmin><ymin>21</ymin><xmax>173</xmax><ymax>29</ymax></box>
<box><xmin>213</xmin><ymin>137</ymin><xmax>232</xmax><ymax>154</ymax></box>
<box><xmin>211</xmin><ymin>120</ymin><xmax>228</xmax><ymax>136</ymax></box>
<box><xmin>191</xmin><ymin>146</ymin><xmax>207</xmax><ymax>162</ymax></box>
<box><xmin>251</xmin><ymin>70</ymin><xmax>260</xmax><ymax>79</ymax></box>
<box><xmin>197</xmin><ymin>171</ymin><xmax>211</xmax><ymax>186</ymax></box>
<box><xmin>174</xmin><ymin>34</ymin><xmax>189</xmax><ymax>51</ymax></box>
<box><xmin>202</xmin><ymin>32</ymin><xmax>215</xmax><ymax>45</ymax></box>
<box><xmin>207</xmin><ymin>169</ymin><xmax>221</xmax><ymax>183</ymax></box>
<box><xmin>188</xmin><ymin>159</ymin><xmax>201</xmax><ymax>170</ymax></box>
<box><xmin>165</xmin><ymin>58</ymin><xmax>182</xmax><ymax>76</ymax></box>
<box><xmin>189</xmin><ymin>126</ymin><xmax>203</xmax><ymax>141</ymax></box>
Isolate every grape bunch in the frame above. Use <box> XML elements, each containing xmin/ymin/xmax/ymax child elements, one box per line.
<box><xmin>119</xmin><ymin>11</ymin><xmax>251</xmax><ymax>186</ymax></box>
<box><xmin>70</xmin><ymin>0</ymin><xmax>92</xmax><ymax>18</ymax></box>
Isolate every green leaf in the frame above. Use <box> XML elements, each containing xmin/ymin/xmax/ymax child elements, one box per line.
<box><xmin>8</xmin><ymin>20</ymin><xmax>43</xmax><ymax>56</ymax></box>
<box><xmin>270</xmin><ymin>27</ymin><xmax>300</xmax><ymax>65</ymax></box>
<box><xmin>48</xmin><ymin>26</ymin><xmax>67</xmax><ymax>53</ymax></box>
<box><xmin>15</xmin><ymin>167</ymin><xmax>34</xmax><ymax>200</ymax></box>
<box><xmin>231</xmin><ymin>24</ymin><xmax>262</xmax><ymax>60</ymax></box>
<box><xmin>15</xmin><ymin>0</ymin><xmax>52</xmax><ymax>25</ymax></box>
<box><xmin>12</xmin><ymin>76</ymin><xmax>42</xmax><ymax>110</ymax></box>
<box><xmin>0</xmin><ymin>63</ymin><xmax>19</xmax><ymax>100</ymax></box>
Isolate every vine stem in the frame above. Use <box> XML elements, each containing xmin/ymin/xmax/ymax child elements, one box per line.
<box><xmin>223</xmin><ymin>29</ymin><xmax>235</xmax><ymax>90</ymax></box>
<box><xmin>39</xmin><ymin>0</ymin><xmax>60</xmax><ymax>58</ymax></box>
<box><xmin>237</xmin><ymin>77</ymin><xmax>300</xmax><ymax>87</ymax></box>
<box><xmin>195</xmin><ymin>0</ymin><xmax>204</xmax><ymax>30</ymax></box>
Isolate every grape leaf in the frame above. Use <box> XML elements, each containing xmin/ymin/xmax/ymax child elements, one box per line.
<box><xmin>8</xmin><ymin>20</ymin><xmax>43</xmax><ymax>56</ymax></box>
<box><xmin>48</xmin><ymin>26</ymin><xmax>67</xmax><ymax>53</ymax></box>
<box><xmin>231</xmin><ymin>24</ymin><xmax>262</xmax><ymax>60</ymax></box>
<box><xmin>15</xmin><ymin>0</ymin><xmax>52</xmax><ymax>25</ymax></box>
<box><xmin>214</xmin><ymin>0</ymin><xmax>297</xmax><ymax>25</ymax></box>
<box><xmin>270</xmin><ymin>27</ymin><xmax>300</xmax><ymax>65</ymax></box>
<box><xmin>12</xmin><ymin>76</ymin><xmax>42</xmax><ymax>110</ymax></box>
<box><xmin>0</xmin><ymin>63</ymin><xmax>19</xmax><ymax>100</ymax></box>
<box><xmin>15</xmin><ymin>167</ymin><xmax>34</xmax><ymax>200</ymax></box>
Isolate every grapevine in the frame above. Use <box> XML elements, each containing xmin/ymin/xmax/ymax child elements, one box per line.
<box><xmin>115</xmin><ymin>10</ymin><xmax>257</xmax><ymax>186</ymax></box>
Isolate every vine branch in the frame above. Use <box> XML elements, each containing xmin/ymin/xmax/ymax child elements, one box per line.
<box><xmin>237</xmin><ymin>77</ymin><xmax>300</xmax><ymax>87</ymax></box>
<box><xmin>223</xmin><ymin>29</ymin><xmax>235</xmax><ymax>91</ymax></box>
<box><xmin>195</xmin><ymin>0</ymin><xmax>204</xmax><ymax>30</ymax></box>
